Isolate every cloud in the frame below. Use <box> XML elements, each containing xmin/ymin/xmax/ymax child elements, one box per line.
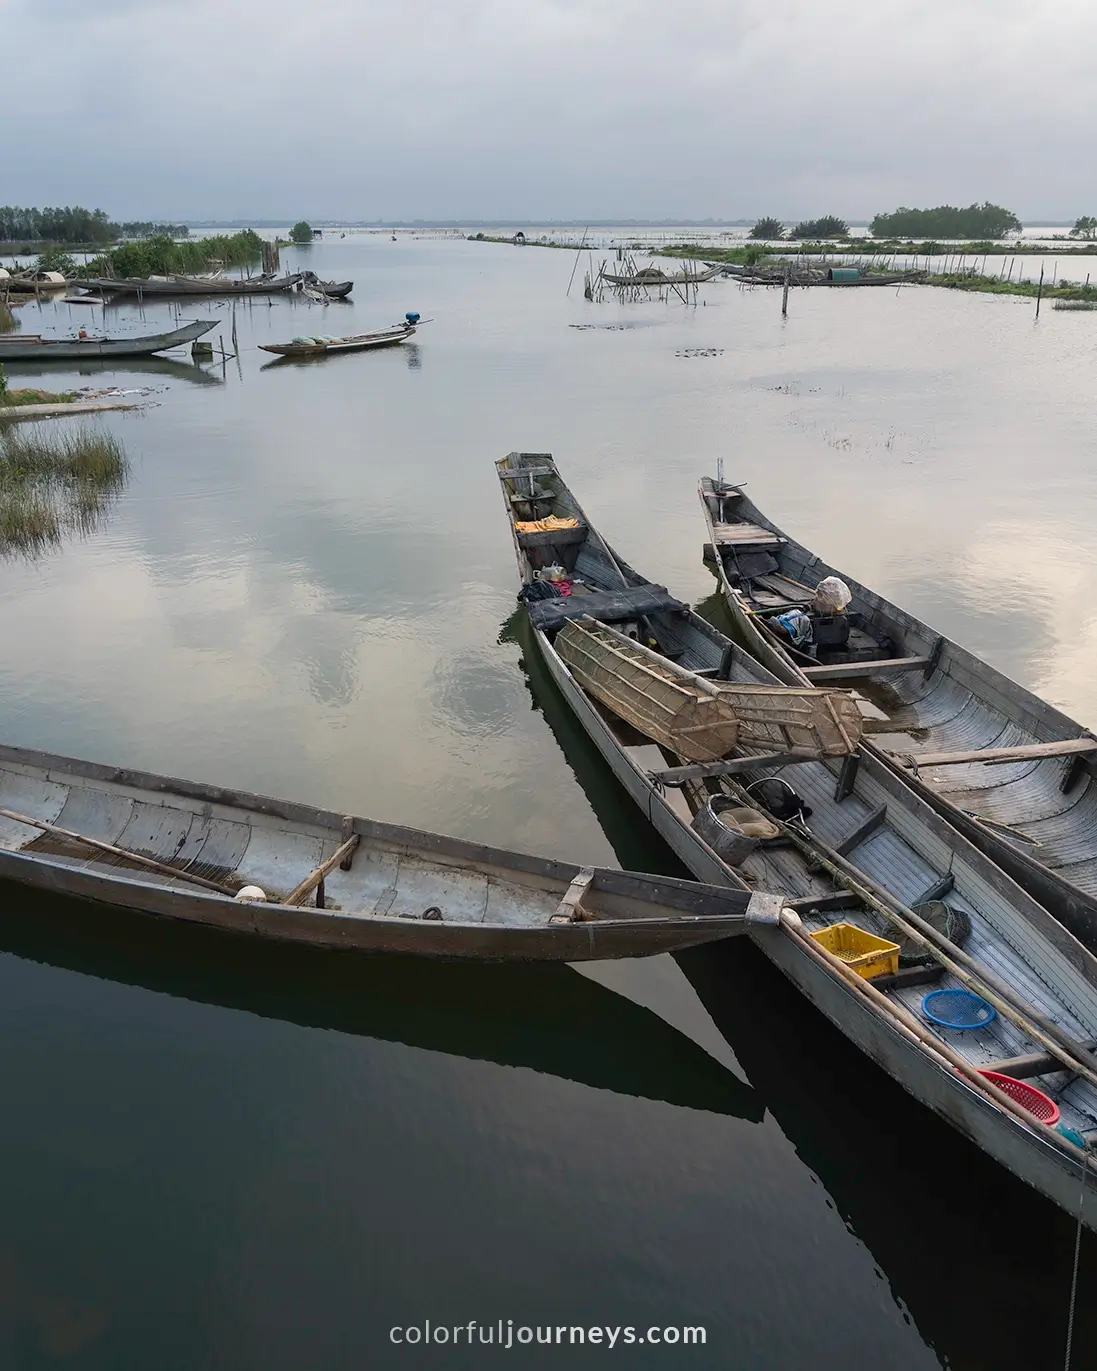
<box><xmin>4</xmin><ymin>0</ymin><xmax>1096</xmax><ymax>218</ymax></box>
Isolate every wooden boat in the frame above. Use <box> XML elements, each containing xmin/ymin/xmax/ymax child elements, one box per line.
<box><xmin>0</xmin><ymin>318</ymin><xmax>218</xmax><ymax>362</ymax></box>
<box><xmin>598</xmin><ymin>264</ymin><xmax>722</xmax><ymax>287</ymax></box>
<box><xmin>300</xmin><ymin>271</ymin><xmax>353</xmax><ymax>299</ymax></box>
<box><xmin>0</xmin><ymin>741</ymin><xmax>782</xmax><ymax>960</ymax></box>
<box><xmin>699</xmin><ymin>477</ymin><xmax>1097</xmax><ymax>951</ymax></box>
<box><xmin>709</xmin><ymin>263</ymin><xmax>919</xmax><ymax>287</ymax></box>
<box><xmin>258</xmin><ymin>321</ymin><xmax>418</xmax><ymax>358</ymax></box>
<box><xmin>498</xmin><ymin>450</ymin><xmax>1097</xmax><ymax>1228</ymax></box>
<box><xmin>80</xmin><ymin>273</ymin><xmax>302</xmax><ymax>298</ymax></box>
<box><xmin>3</xmin><ymin>269</ymin><xmax>69</xmax><ymax>293</ymax></box>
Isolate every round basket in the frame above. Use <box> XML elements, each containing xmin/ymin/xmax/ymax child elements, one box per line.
<box><xmin>922</xmin><ymin>988</ymin><xmax>997</xmax><ymax>1030</ymax></box>
<box><xmin>897</xmin><ymin>900</ymin><xmax>972</xmax><ymax>967</ymax></box>
<box><xmin>978</xmin><ymin>1070</ymin><xmax>1060</xmax><ymax>1125</ymax></box>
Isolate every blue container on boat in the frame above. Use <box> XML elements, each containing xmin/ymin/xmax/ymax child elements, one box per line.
<box><xmin>827</xmin><ymin>267</ymin><xmax>861</xmax><ymax>282</ymax></box>
<box><xmin>406</xmin><ymin>311</ymin><xmax>420</xmax><ymax>324</ymax></box>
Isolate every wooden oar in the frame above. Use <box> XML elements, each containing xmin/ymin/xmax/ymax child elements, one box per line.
<box><xmin>0</xmin><ymin>805</ymin><xmax>237</xmax><ymax>897</ymax></box>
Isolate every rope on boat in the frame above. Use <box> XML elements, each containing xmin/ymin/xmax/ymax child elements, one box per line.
<box><xmin>1064</xmin><ymin>1150</ymin><xmax>1089</xmax><ymax>1371</ymax></box>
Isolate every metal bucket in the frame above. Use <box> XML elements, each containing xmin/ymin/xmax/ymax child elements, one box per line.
<box><xmin>692</xmin><ymin>799</ymin><xmax>779</xmax><ymax>866</ymax></box>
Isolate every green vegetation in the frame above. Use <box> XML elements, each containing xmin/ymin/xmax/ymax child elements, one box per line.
<box><xmin>0</xmin><ymin>424</ymin><xmax>129</xmax><ymax>556</ymax></box>
<box><xmin>792</xmin><ymin>216</ymin><xmax>848</xmax><ymax>239</ymax></box>
<box><xmin>291</xmin><ymin>221</ymin><xmax>314</xmax><ymax>244</ymax></box>
<box><xmin>119</xmin><ymin>221</ymin><xmax>189</xmax><ymax>239</ymax></box>
<box><xmin>870</xmin><ymin>203</ymin><xmax>1021</xmax><ymax>239</ymax></box>
<box><xmin>1070</xmin><ymin>216</ymin><xmax>1097</xmax><ymax>240</ymax></box>
<box><xmin>749</xmin><ymin>217</ymin><xmax>786</xmax><ymax>241</ymax></box>
<box><xmin>0</xmin><ymin>206</ymin><xmax>115</xmax><ymax>244</ymax></box>
<box><xmin>0</xmin><ymin>371</ymin><xmax>77</xmax><ymax>407</ymax></box>
<box><xmin>82</xmin><ymin>229</ymin><xmax>264</xmax><ymax>279</ymax></box>
<box><xmin>0</xmin><ymin>208</ymin><xmax>188</xmax><ymax>248</ymax></box>
<box><xmin>0</xmin><ymin>302</ymin><xmax>16</xmax><ymax>334</ymax></box>
<box><xmin>34</xmin><ymin>247</ymin><xmax>78</xmax><ymax>276</ymax></box>
<box><xmin>927</xmin><ymin>270</ymin><xmax>1097</xmax><ymax>303</ymax></box>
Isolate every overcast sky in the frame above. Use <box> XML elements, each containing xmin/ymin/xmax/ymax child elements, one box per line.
<box><xmin>5</xmin><ymin>0</ymin><xmax>1095</xmax><ymax>222</ymax></box>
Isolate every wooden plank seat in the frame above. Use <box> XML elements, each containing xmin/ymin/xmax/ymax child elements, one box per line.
<box><xmin>802</xmin><ymin>655</ymin><xmax>935</xmax><ymax>681</ymax></box>
<box><xmin>712</xmin><ymin>521</ymin><xmax>784</xmax><ymax>549</ymax></box>
<box><xmin>498</xmin><ymin>466</ymin><xmax>558</xmax><ymax>480</ymax></box>
<box><xmin>891</xmin><ymin>737</ymin><xmax>1097</xmax><ymax>770</ymax></box>
<box><xmin>526</xmin><ymin>584</ymin><xmax>686</xmax><ymax>634</ymax></box>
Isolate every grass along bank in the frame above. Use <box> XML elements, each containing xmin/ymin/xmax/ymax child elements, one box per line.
<box><xmin>0</xmin><ymin>366</ymin><xmax>75</xmax><ymax>408</ymax></box>
<box><xmin>0</xmin><ymin>424</ymin><xmax>129</xmax><ymax>556</ymax></box>
<box><xmin>81</xmin><ymin>229</ymin><xmax>264</xmax><ymax>279</ymax></box>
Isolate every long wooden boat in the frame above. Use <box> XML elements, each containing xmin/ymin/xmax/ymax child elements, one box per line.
<box><xmin>699</xmin><ymin>477</ymin><xmax>1097</xmax><ymax>950</ymax></box>
<box><xmin>598</xmin><ymin>264</ymin><xmax>722</xmax><ymax>287</ymax></box>
<box><xmin>498</xmin><ymin>450</ymin><xmax>1097</xmax><ymax>1227</ymax></box>
<box><xmin>0</xmin><ymin>741</ymin><xmax>782</xmax><ymax>960</ymax></box>
<box><xmin>81</xmin><ymin>273</ymin><xmax>301</xmax><ymax>297</ymax></box>
<box><xmin>0</xmin><ymin>318</ymin><xmax>217</xmax><ymax>362</ymax></box>
<box><xmin>300</xmin><ymin>271</ymin><xmax>353</xmax><ymax>299</ymax></box>
<box><xmin>258</xmin><ymin>321</ymin><xmax>417</xmax><ymax>357</ymax></box>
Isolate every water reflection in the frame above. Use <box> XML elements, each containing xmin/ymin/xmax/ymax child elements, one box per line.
<box><xmin>0</xmin><ymin>883</ymin><xmax>761</xmax><ymax>1121</ymax></box>
<box><xmin>679</xmin><ymin>938</ymin><xmax>1097</xmax><ymax>1371</ymax></box>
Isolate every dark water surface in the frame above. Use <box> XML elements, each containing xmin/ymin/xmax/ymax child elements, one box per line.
<box><xmin>2</xmin><ymin>236</ymin><xmax>1096</xmax><ymax>1369</ymax></box>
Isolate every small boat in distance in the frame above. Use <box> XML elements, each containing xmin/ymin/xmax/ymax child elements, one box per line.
<box><xmin>0</xmin><ymin>318</ymin><xmax>218</xmax><ymax>362</ymax></box>
<box><xmin>698</xmin><ymin>477</ymin><xmax>1097</xmax><ymax>950</ymax></box>
<box><xmin>0</xmin><ymin>741</ymin><xmax>782</xmax><ymax>960</ymax></box>
<box><xmin>259</xmin><ymin>315</ymin><xmax>422</xmax><ymax>358</ymax></box>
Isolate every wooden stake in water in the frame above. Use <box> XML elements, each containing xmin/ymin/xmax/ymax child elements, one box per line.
<box><xmin>1035</xmin><ymin>264</ymin><xmax>1045</xmax><ymax>319</ymax></box>
<box><xmin>782</xmin><ymin>262</ymin><xmax>791</xmax><ymax>317</ymax></box>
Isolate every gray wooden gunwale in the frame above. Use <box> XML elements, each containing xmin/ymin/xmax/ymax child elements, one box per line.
<box><xmin>500</xmin><ymin>451</ymin><xmax>1097</xmax><ymax>1227</ymax></box>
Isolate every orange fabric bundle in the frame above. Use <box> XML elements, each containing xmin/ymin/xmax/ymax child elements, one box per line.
<box><xmin>514</xmin><ymin>515</ymin><xmax>580</xmax><ymax>534</ymax></box>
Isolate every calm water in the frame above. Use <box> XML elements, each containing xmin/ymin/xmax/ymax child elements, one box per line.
<box><xmin>3</xmin><ymin>237</ymin><xmax>1097</xmax><ymax>1369</ymax></box>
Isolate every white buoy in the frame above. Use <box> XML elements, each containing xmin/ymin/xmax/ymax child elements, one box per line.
<box><xmin>235</xmin><ymin>885</ymin><xmax>267</xmax><ymax>902</ymax></box>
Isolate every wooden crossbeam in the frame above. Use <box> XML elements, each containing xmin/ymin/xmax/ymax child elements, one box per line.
<box><xmin>284</xmin><ymin>834</ymin><xmax>360</xmax><ymax>907</ymax></box>
<box><xmin>984</xmin><ymin>1039</ymin><xmax>1097</xmax><ymax>1081</ymax></box>
<box><xmin>893</xmin><ymin>737</ymin><xmax>1097</xmax><ymax>770</ymax></box>
<box><xmin>801</xmin><ymin>655</ymin><xmax>934</xmax><ymax>681</ymax></box>
<box><xmin>651</xmin><ymin>747</ymin><xmax>822</xmax><ymax>787</ymax></box>
<box><xmin>549</xmin><ymin>867</ymin><xmax>595</xmax><ymax>924</ymax></box>
<box><xmin>498</xmin><ymin>465</ymin><xmax>557</xmax><ymax>479</ymax></box>
<box><xmin>834</xmin><ymin>803</ymin><xmax>887</xmax><ymax>857</ymax></box>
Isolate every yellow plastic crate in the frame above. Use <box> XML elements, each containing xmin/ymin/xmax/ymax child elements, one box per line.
<box><xmin>809</xmin><ymin>922</ymin><xmax>900</xmax><ymax>980</ymax></box>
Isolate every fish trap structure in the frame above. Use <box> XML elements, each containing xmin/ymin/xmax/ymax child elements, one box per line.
<box><xmin>554</xmin><ymin>617</ymin><xmax>862</xmax><ymax>762</ymax></box>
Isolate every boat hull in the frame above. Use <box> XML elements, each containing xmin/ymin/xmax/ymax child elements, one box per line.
<box><xmin>532</xmin><ymin>621</ymin><xmax>1097</xmax><ymax>1226</ymax></box>
<box><xmin>0</xmin><ymin>743</ymin><xmax>768</xmax><ymax>962</ymax></box>
<box><xmin>698</xmin><ymin>479</ymin><xmax>1097</xmax><ymax>950</ymax></box>
<box><xmin>259</xmin><ymin>325</ymin><xmax>415</xmax><ymax>357</ymax></box>
<box><xmin>82</xmin><ymin>275</ymin><xmax>301</xmax><ymax>297</ymax></box>
<box><xmin>0</xmin><ymin>318</ymin><xmax>218</xmax><ymax>362</ymax></box>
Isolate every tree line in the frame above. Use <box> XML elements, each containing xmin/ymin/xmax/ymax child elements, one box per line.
<box><xmin>0</xmin><ymin>206</ymin><xmax>189</xmax><ymax>244</ymax></box>
<box><xmin>747</xmin><ymin>204</ymin><xmax>1097</xmax><ymax>242</ymax></box>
